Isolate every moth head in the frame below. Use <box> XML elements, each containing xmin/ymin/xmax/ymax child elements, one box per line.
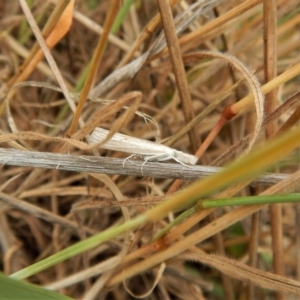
<box><xmin>174</xmin><ymin>151</ymin><xmax>198</xmax><ymax>165</ymax></box>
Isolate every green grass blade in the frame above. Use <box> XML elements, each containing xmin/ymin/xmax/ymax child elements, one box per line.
<box><xmin>10</xmin><ymin>215</ymin><xmax>145</xmax><ymax>280</ymax></box>
<box><xmin>0</xmin><ymin>272</ymin><xmax>72</xmax><ymax>300</ymax></box>
<box><xmin>199</xmin><ymin>193</ymin><xmax>300</xmax><ymax>208</ymax></box>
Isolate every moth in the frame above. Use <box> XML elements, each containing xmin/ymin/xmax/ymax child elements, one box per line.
<box><xmin>88</xmin><ymin>128</ymin><xmax>198</xmax><ymax>172</ymax></box>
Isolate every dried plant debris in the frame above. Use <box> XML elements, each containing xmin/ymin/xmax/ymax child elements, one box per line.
<box><xmin>1</xmin><ymin>0</ymin><xmax>300</xmax><ymax>299</ymax></box>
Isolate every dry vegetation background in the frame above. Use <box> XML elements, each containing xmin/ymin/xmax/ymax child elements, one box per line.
<box><xmin>1</xmin><ymin>0</ymin><xmax>300</xmax><ymax>299</ymax></box>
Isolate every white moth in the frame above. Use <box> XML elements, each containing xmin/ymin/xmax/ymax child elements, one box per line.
<box><xmin>88</xmin><ymin>127</ymin><xmax>198</xmax><ymax>171</ymax></box>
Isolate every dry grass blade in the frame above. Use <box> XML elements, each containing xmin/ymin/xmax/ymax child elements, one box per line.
<box><xmin>0</xmin><ymin>191</ymin><xmax>96</xmax><ymax>236</ymax></box>
<box><xmin>59</xmin><ymin>91</ymin><xmax>142</xmax><ymax>153</ymax></box>
<box><xmin>16</xmin><ymin>0</ymin><xmax>76</xmax><ymax>115</ymax></box>
<box><xmin>117</xmin><ymin>0</ymin><xmax>181</xmax><ymax>68</ymax></box>
<box><xmin>67</xmin><ymin>0</ymin><xmax>120</xmax><ymax>136</ymax></box>
<box><xmin>262</xmin><ymin>2</ymin><xmax>284</xmax><ymax>298</ymax></box>
<box><xmin>212</xmin><ymin>90</ymin><xmax>300</xmax><ymax>166</ymax></box>
<box><xmin>89</xmin><ymin>0</ymin><xmax>220</xmax><ymax>99</ymax></box>
<box><xmin>183</xmin><ymin>252</ymin><xmax>300</xmax><ymax>296</ymax></box>
<box><xmin>153</xmin><ymin>0</ymin><xmax>264</xmax><ymax>59</ymax></box>
<box><xmin>156</xmin><ymin>0</ymin><xmax>200</xmax><ymax>151</ymax></box>
<box><xmin>7</xmin><ymin>0</ymin><xmax>74</xmax><ymax>87</ymax></box>
<box><xmin>183</xmin><ymin>50</ymin><xmax>264</xmax><ymax>154</ymax></box>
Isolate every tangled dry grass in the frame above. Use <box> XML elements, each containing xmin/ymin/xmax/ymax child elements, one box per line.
<box><xmin>1</xmin><ymin>0</ymin><xmax>300</xmax><ymax>299</ymax></box>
